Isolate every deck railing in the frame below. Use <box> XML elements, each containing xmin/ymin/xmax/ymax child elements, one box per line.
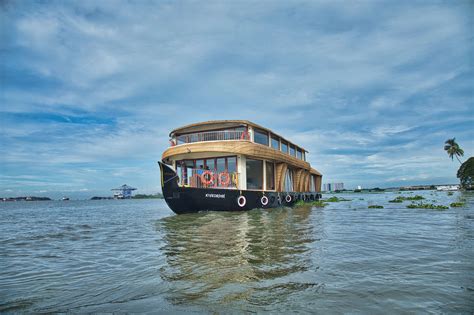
<box><xmin>174</xmin><ymin>130</ymin><xmax>249</xmax><ymax>145</ymax></box>
<box><xmin>178</xmin><ymin>169</ymin><xmax>240</xmax><ymax>189</ymax></box>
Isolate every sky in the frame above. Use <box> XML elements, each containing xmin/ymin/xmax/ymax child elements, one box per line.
<box><xmin>1</xmin><ymin>0</ymin><xmax>473</xmax><ymax>199</ymax></box>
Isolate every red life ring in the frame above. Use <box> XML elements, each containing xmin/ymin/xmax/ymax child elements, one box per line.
<box><xmin>200</xmin><ymin>171</ymin><xmax>214</xmax><ymax>186</ymax></box>
<box><xmin>218</xmin><ymin>172</ymin><xmax>230</xmax><ymax>187</ymax></box>
<box><xmin>240</xmin><ymin>130</ymin><xmax>249</xmax><ymax>140</ymax></box>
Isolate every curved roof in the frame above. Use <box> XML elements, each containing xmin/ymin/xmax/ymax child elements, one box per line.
<box><xmin>170</xmin><ymin>120</ymin><xmax>308</xmax><ymax>152</ymax></box>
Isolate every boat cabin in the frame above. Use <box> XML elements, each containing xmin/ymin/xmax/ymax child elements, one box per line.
<box><xmin>162</xmin><ymin>120</ymin><xmax>322</xmax><ymax>193</ymax></box>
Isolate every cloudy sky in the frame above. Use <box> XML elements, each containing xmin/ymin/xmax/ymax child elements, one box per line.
<box><xmin>1</xmin><ymin>0</ymin><xmax>473</xmax><ymax>198</ymax></box>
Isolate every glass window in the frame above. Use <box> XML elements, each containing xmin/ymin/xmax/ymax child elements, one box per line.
<box><xmin>176</xmin><ymin>161</ymin><xmax>183</xmax><ymax>185</ymax></box>
<box><xmin>284</xmin><ymin>169</ymin><xmax>293</xmax><ymax>191</ymax></box>
<box><xmin>254</xmin><ymin>128</ymin><xmax>269</xmax><ymax>146</ymax></box>
<box><xmin>310</xmin><ymin>175</ymin><xmax>316</xmax><ymax>192</ymax></box>
<box><xmin>265</xmin><ymin>161</ymin><xmax>275</xmax><ymax>190</ymax></box>
<box><xmin>281</xmin><ymin>141</ymin><xmax>288</xmax><ymax>153</ymax></box>
<box><xmin>205</xmin><ymin>158</ymin><xmax>215</xmax><ymax>170</ymax></box>
<box><xmin>227</xmin><ymin>157</ymin><xmax>236</xmax><ymax>173</ymax></box>
<box><xmin>246</xmin><ymin>159</ymin><xmax>263</xmax><ymax>190</ymax></box>
<box><xmin>196</xmin><ymin>159</ymin><xmax>204</xmax><ymax>170</ymax></box>
<box><xmin>271</xmin><ymin>135</ymin><xmax>279</xmax><ymax>150</ymax></box>
<box><xmin>302</xmin><ymin>151</ymin><xmax>305</xmax><ymax>161</ymax></box>
<box><xmin>216</xmin><ymin>158</ymin><xmax>226</xmax><ymax>173</ymax></box>
<box><xmin>289</xmin><ymin>145</ymin><xmax>295</xmax><ymax>157</ymax></box>
<box><xmin>184</xmin><ymin>160</ymin><xmax>194</xmax><ymax>185</ymax></box>
<box><xmin>297</xmin><ymin>148</ymin><xmax>302</xmax><ymax>160</ymax></box>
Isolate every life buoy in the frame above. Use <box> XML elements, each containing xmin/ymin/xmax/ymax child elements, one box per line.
<box><xmin>218</xmin><ymin>172</ymin><xmax>230</xmax><ymax>187</ymax></box>
<box><xmin>285</xmin><ymin>194</ymin><xmax>292</xmax><ymax>203</ymax></box>
<box><xmin>261</xmin><ymin>196</ymin><xmax>269</xmax><ymax>206</ymax></box>
<box><xmin>240</xmin><ymin>130</ymin><xmax>249</xmax><ymax>140</ymax></box>
<box><xmin>200</xmin><ymin>170</ymin><xmax>214</xmax><ymax>186</ymax></box>
<box><xmin>169</xmin><ymin>139</ymin><xmax>176</xmax><ymax>146</ymax></box>
<box><xmin>237</xmin><ymin>195</ymin><xmax>246</xmax><ymax>207</ymax></box>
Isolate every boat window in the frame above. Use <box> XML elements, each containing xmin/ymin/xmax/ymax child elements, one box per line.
<box><xmin>281</xmin><ymin>141</ymin><xmax>288</xmax><ymax>153</ymax></box>
<box><xmin>196</xmin><ymin>159</ymin><xmax>204</xmax><ymax>170</ymax></box>
<box><xmin>216</xmin><ymin>158</ymin><xmax>226</xmax><ymax>173</ymax></box>
<box><xmin>302</xmin><ymin>151</ymin><xmax>306</xmax><ymax>161</ymax></box>
<box><xmin>246</xmin><ymin>159</ymin><xmax>263</xmax><ymax>190</ymax></box>
<box><xmin>289</xmin><ymin>145</ymin><xmax>296</xmax><ymax>157</ymax></box>
<box><xmin>284</xmin><ymin>169</ymin><xmax>294</xmax><ymax>192</ymax></box>
<box><xmin>271</xmin><ymin>135</ymin><xmax>279</xmax><ymax>150</ymax></box>
<box><xmin>310</xmin><ymin>175</ymin><xmax>316</xmax><ymax>192</ymax></box>
<box><xmin>265</xmin><ymin>161</ymin><xmax>275</xmax><ymax>190</ymax></box>
<box><xmin>227</xmin><ymin>157</ymin><xmax>236</xmax><ymax>173</ymax></box>
<box><xmin>176</xmin><ymin>161</ymin><xmax>183</xmax><ymax>185</ymax></box>
<box><xmin>205</xmin><ymin>158</ymin><xmax>215</xmax><ymax>170</ymax></box>
<box><xmin>254</xmin><ymin>128</ymin><xmax>269</xmax><ymax>146</ymax></box>
<box><xmin>297</xmin><ymin>148</ymin><xmax>302</xmax><ymax>160</ymax></box>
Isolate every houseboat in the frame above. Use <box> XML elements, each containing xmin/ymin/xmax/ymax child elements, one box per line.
<box><xmin>158</xmin><ymin>120</ymin><xmax>322</xmax><ymax>214</ymax></box>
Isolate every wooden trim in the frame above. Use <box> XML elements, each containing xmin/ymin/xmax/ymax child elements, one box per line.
<box><xmin>163</xmin><ymin>141</ymin><xmax>312</xmax><ymax>170</ymax></box>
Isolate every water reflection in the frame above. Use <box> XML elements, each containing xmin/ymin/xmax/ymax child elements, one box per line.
<box><xmin>156</xmin><ymin>206</ymin><xmax>323</xmax><ymax>306</ymax></box>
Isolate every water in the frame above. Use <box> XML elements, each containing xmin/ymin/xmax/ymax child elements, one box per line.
<box><xmin>1</xmin><ymin>191</ymin><xmax>473</xmax><ymax>313</ymax></box>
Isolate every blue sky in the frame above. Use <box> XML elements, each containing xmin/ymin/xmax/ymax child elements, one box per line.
<box><xmin>1</xmin><ymin>0</ymin><xmax>473</xmax><ymax>199</ymax></box>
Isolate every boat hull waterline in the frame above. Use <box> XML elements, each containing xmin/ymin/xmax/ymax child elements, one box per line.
<box><xmin>158</xmin><ymin>162</ymin><xmax>321</xmax><ymax>214</ymax></box>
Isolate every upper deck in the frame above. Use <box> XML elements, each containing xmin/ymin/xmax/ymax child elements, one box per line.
<box><xmin>168</xmin><ymin>120</ymin><xmax>310</xmax><ymax>163</ymax></box>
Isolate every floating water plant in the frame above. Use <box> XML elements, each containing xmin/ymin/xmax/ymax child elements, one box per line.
<box><xmin>450</xmin><ymin>202</ymin><xmax>465</xmax><ymax>207</ymax></box>
<box><xmin>389</xmin><ymin>195</ymin><xmax>425</xmax><ymax>203</ymax></box>
<box><xmin>294</xmin><ymin>200</ymin><xmax>326</xmax><ymax>207</ymax></box>
<box><xmin>447</xmin><ymin>192</ymin><xmax>454</xmax><ymax>196</ymax></box>
<box><xmin>325</xmin><ymin>196</ymin><xmax>351</xmax><ymax>202</ymax></box>
<box><xmin>388</xmin><ymin>198</ymin><xmax>403</xmax><ymax>203</ymax></box>
<box><xmin>368</xmin><ymin>205</ymin><xmax>384</xmax><ymax>209</ymax></box>
<box><xmin>406</xmin><ymin>203</ymin><xmax>448</xmax><ymax>210</ymax></box>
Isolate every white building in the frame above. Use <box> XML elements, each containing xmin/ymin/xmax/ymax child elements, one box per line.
<box><xmin>323</xmin><ymin>182</ymin><xmax>344</xmax><ymax>192</ymax></box>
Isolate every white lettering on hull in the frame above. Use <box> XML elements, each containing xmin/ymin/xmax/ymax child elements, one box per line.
<box><xmin>205</xmin><ymin>193</ymin><xmax>225</xmax><ymax>199</ymax></box>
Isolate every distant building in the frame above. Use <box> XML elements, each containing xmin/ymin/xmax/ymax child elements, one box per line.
<box><xmin>323</xmin><ymin>182</ymin><xmax>344</xmax><ymax>192</ymax></box>
<box><xmin>111</xmin><ymin>184</ymin><xmax>137</xmax><ymax>199</ymax></box>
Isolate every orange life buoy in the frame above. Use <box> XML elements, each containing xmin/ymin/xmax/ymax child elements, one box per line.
<box><xmin>200</xmin><ymin>170</ymin><xmax>214</xmax><ymax>186</ymax></box>
<box><xmin>218</xmin><ymin>172</ymin><xmax>230</xmax><ymax>187</ymax></box>
<box><xmin>240</xmin><ymin>130</ymin><xmax>249</xmax><ymax>140</ymax></box>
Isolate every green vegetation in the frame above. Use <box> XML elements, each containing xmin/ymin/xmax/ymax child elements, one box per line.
<box><xmin>444</xmin><ymin>138</ymin><xmax>464</xmax><ymax>164</ymax></box>
<box><xmin>389</xmin><ymin>195</ymin><xmax>424</xmax><ymax>203</ymax></box>
<box><xmin>132</xmin><ymin>193</ymin><xmax>163</xmax><ymax>199</ymax></box>
<box><xmin>447</xmin><ymin>191</ymin><xmax>454</xmax><ymax>196</ymax></box>
<box><xmin>388</xmin><ymin>198</ymin><xmax>403</xmax><ymax>203</ymax></box>
<box><xmin>457</xmin><ymin>157</ymin><xmax>474</xmax><ymax>190</ymax></box>
<box><xmin>406</xmin><ymin>203</ymin><xmax>449</xmax><ymax>210</ymax></box>
<box><xmin>294</xmin><ymin>200</ymin><xmax>326</xmax><ymax>207</ymax></box>
<box><xmin>324</xmin><ymin>196</ymin><xmax>351</xmax><ymax>202</ymax></box>
<box><xmin>450</xmin><ymin>202</ymin><xmax>465</xmax><ymax>207</ymax></box>
<box><xmin>368</xmin><ymin>205</ymin><xmax>383</xmax><ymax>209</ymax></box>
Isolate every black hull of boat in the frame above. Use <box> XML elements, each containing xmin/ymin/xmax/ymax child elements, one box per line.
<box><xmin>158</xmin><ymin>161</ymin><xmax>321</xmax><ymax>214</ymax></box>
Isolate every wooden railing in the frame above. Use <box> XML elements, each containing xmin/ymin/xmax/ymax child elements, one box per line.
<box><xmin>178</xmin><ymin>169</ymin><xmax>240</xmax><ymax>189</ymax></box>
<box><xmin>174</xmin><ymin>130</ymin><xmax>249</xmax><ymax>145</ymax></box>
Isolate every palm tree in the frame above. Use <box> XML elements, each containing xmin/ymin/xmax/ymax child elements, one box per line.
<box><xmin>444</xmin><ymin>138</ymin><xmax>464</xmax><ymax>164</ymax></box>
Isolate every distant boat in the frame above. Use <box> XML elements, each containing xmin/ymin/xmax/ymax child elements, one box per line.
<box><xmin>62</xmin><ymin>197</ymin><xmax>70</xmax><ymax>201</ymax></box>
<box><xmin>436</xmin><ymin>185</ymin><xmax>459</xmax><ymax>191</ymax></box>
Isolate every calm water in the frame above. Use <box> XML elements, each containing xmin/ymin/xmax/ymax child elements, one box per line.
<box><xmin>1</xmin><ymin>191</ymin><xmax>473</xmax><ymax>313</ymax></box>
